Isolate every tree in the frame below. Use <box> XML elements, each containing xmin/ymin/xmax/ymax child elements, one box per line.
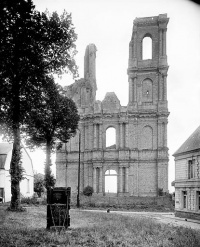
<box><xmin>34</xmin><ymin>172</ymin><xmax>55</xmax><ymax>197</ymax></box>
<box><xmin>0</xmin><ymin>0</ymin><xmax>78</xmax><ymax>210</ymax></box>
<box><xmin>25</xmin><ymin>80</ymin><xmax>79</xmax><ymax>189</ymax></box>
<box><xmin>83</xmin><ymin>186</ymin><xmax>94</xmax><ymax>197</ymax></box>
<box><xmin>34</xmin><ymin>173</ymin><xmax>45</xmax><ymax>198</ymax></box>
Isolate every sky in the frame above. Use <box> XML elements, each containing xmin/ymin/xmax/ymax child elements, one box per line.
<box><xmin>28</xmin><ymin>0</ymin><xmax>200</xmax><ymax>192</ymax></box>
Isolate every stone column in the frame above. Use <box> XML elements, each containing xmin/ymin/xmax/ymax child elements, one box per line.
<box><xmin>84</xmin><ymin>125</ymin><xmax>88</xmax><ymax>149</ymax></box>
<box><xmin>159</xmin><ymin>73</ymin><xmax>163</xmax><ymax>101</ymax></box>
<box><xmin>163</xmin><ymin>28</ymin><xmax>167</xmax><ymax>56</ymax></box>
<box><xmin>99</xmin><ymin>167</ymin><xmax>103</xmax><ymax>193</ymax></box>
<box><xmin>116</xmin><ymin>124</ymin><xmax>120</xmax><ymax>149</ymax></box>
<box><xmin>119</xmin><ymin>167</ymin><xmax>123</xmax><ymax>193</ymax></box>
<box><xmin>80</xmin><ymin>162</ymin><xmax>84</xmax><ymax>192</ymax></box>
<box><xmin>99</xmin><ymin>124</ymin><xmax>102</xmax><ymax>149</ymax></box>
<box><xmin>129</xmin><ymin>78</ymin><xmax>133</xmax><ymax>104</ymax></box>
<box><xmin>125</xmin><ymin>123</ymin><xmax>129</xmax><ymax>148</ymax></box>
<box><xmin>136</xmin><ymin>162</ymin><xmax>139</xmax><ymax>196</ymax></box>
<box><xmin>163</xmin><ymin>74</ymin><xmax>167</xmax><ymax>101</ymax></box>
<box><xmin>129</xmin><ymin>41</ymin><xmax>133</xmax><ymax>60</ymax></box>
<box><xmin>120</xmin><ymin>123</ymin><xmax>123</xmax><ymax>148</ymax></box>
<box><xmin>159</xmin><ymin>28</ymin><xmax>163</xmax><ymax>56</ymax></box>
<box><xmin>164</xmin><ymin>122</ymin><xmax>167</xmax><ymax>147</ymax></box>
<box><xmin>158</xmin><ymin>122</ymin><xmax>162</xmax><ymax>148</ymax></box>
<box><xmin>133</xmin><ymin>76</ymin><xmax>137</xmax><ymax>102</ymax></box>
<box><xmin>93</xmin><ymin>124</ymin><xmax>97</xmax><ymax>149</ymax></box>
<box><xmin>125</xmin><ymin>167</ymin><xmax>129</xmax><ymax>193</ymax></box>
<box><xmin>80</xmin><ymin>125</ymin><xmax>85</xmax><ymax>151</ymax></box>
<box><xmin>93</xmin><ymin>167</ymin><xmax>96</xmax><ymax>193</ymax></box>
<box><xmin>133</xmin><ymin>30</ymin><xmax>137</xmax><ymax>58</ymax></box>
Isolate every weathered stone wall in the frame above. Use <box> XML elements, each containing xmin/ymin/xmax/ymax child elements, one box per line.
<box><xmin>70</xmin><ymin>194</ymin><xmax>174</xmax><ymax>210</ymax></box>
<box><xmin>175</xmin><ymin>210</ymin><xmax>200</xmax><ymax>221</ymax></box>
<box><xmin>56</xmin><ymin>14</ymin><xmax>170</xmax><ymax>198</ymax></box>
<box><xmin>174</xmin><ymin>150</ymin><xmax>200</xmax><ymax>218</ymax></box>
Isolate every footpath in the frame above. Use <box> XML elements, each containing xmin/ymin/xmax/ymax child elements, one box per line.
<box><xmin>78</xmin><ymin>209</ymin><xmax>200</xmax><ymax>231</ymax></box>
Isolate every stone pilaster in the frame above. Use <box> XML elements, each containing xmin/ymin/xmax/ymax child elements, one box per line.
<box><xmin>119</xmin><ymin>167</ymin><xmax>123</xmax><ymax>193</ymax></box>
<box><xmin>120</xmin><ymin>123</ymin><xmax>123</xmax><ymax>148</ymax></box>
<box><xmin>93</xmin><ymin>124</ymin><xmax>97</xmax><ymax>149</ymax></box>
<box><xmin>163</xmin><ymin>73</ymin><xmax>167</xmax><ymax>101</ymax></box>
<box><xmin>129</xmin><ymin>78</ymin><xmax>133</xmax><ymax>104</ymax></box>
<box><xmin>133</xmin><ymin>76</ymin><xmax>137</xmax><ymax>102</ymax></box>
<box><xmin>93</xmin><ymin>167</ymin><xmax>96</xmax><ymax>193</ymax></box>
<box><xmin>164</xmin><ymin>122</ymin><xmax>167</xmax><ymax>147</ymax></box>
<box><xmin>99</xmin><ymin>167</ymin><xmax>103</xmax><ymax>193</ymax></box>
<box><xmin>125</xmin><ymin>123</ymin><xmax>129</xmax><ymax>148</ymax></box>
<box><xmin>80</xmin><ymin>125</ymin><xmax>85</xmax><ymax>151</ymax></box>
<box><xmin>159</xmin><ymin>28</ymin><xmax>163</xmax><ymax>57</ymax></box>
<box><xmin>133</xmin><ymin>30</ymin><xmax>137</xmax><ymax>58</ymax></box>
<box><xmin>158</xmin><ymin>122</ymin><xmax>162</xmax><ymax>148</ymax></box>
<box><xmin>116</xmin><ymin>124</ymin><xmax>120</xmax><ymax>149</ymax></box>
<box><xmin>163</xmin><ymin>28</ymin><xmax>167</xmax><ymax>56</ymax></box>
<box><xmin>84</xmin><ymin>125</ymin><xmax>88</xmax><ymax>149</ymax></box>
<box><xmin>99</xmin><ymin>124</ymin><xmax>102</xmax><ymax>149</ymax></box>
<box><xmin>159</xmin><ymin>73</ymin><xmax>163</xmax><ymax>101</ymax></box>
<box><xmin>125</xmin><ymin>167</ymin><xmax>129</xmax><ymax>192</ymax></box>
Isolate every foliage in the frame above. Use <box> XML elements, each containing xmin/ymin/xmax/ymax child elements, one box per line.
<box><xmin>25</xmin><ymin>80</ymin><xmax>79</xmax><ymax>189</ymax></box>
<box><xmin>10</xmin><ymin>146</ymin><xmax>25</xmax><ymax>183</ymax></box>
<box><xmin>34</xmin><ymin>173</ymin><xmax>45</xmax><ymax>197</ymax></box>
<box><xmin>83</xmin><ymin>186</ymin><xmax>94</xmax><ymax>197</ymax></box>
<box><xmin>1</xmin><ymin>205</ymin><xmax>200</xmax><ymax>246</ymax></box>
<box><xmin>20</xmin><ymin>196</ymin><xmax>38</xmax><ymax>205</ymax></box>
<box><xmin>44</xmin><ymin>162</ymin><xmax>56</xmax><ymax>190</ymax></box>
<box><xmin>158</xmin><ymin>187</ymin><xmax>164</xmax><ymax>196</ymax></box>
<box><xmin>25</xmin><ymin>81</ymin><xmax>79</xmax><ymax>150</ymax></box>
<box><xmin>0</xmin><ymin>0</ymin><xmax>78</xmax><ymax>209</ymax></box>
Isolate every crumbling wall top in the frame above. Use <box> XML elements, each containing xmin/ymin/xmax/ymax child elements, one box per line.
<box><xmin>102</xmin><ymin>92</ymin><xmax>121</xmax><ymax>113</ymax></box>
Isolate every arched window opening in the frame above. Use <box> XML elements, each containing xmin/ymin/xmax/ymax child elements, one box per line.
<box><xmin>106</xmin><ymin>127</ymin><xmax>116</xmax><ymax>149</ymax></box>
<box><xmin>142</xmin><ymin>36</ymin><xmax>152</xmax><ymax>60</ymax></box>
<box><xmin>142</xmin><ymin>79</ymin><xmax>153</xmax><ymax>103</ymax></box>
<box><xmin>105</xmin><ymin>170</ymin><xmax>117</xmax><ymax>193</ymax></box>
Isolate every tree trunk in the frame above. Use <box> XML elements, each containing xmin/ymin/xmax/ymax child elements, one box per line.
<box><xmin>45</xmin><ymin>140</ymin><xmax>52</xmax><ymax>189</ymax></box>
<box><xmin>10</xmin><ymin>126</ymin><xmax>22</xmax><ymax>210</ymax></box>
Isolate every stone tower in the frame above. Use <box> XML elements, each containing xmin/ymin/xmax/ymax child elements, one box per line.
<box><xmin>127</xmin><ymin>14</ymin><xmax>170</xmax><ymax>195</ymax></box>
<box><xmin>56</xmin><ymin>14</ymin><xmax>169</xmax><ymax>197</ymax></box>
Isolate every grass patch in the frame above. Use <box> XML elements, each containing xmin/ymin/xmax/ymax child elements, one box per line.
<box><xmin>0</xmin><ymin>204</ymin><xmax>199</xmax><ymax>246</ymax></box>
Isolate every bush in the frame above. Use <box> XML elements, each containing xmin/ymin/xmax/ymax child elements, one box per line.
<box><xmin>20</xmin><ymin>196</ymin><xmax>47</xmax><ymax>205</ymax></box>
<box><xmin>83</xmin><ymin>186</ymin><xmax>94</xmax><ymax>197</ymax></box>
<box><xmin>158</xmin><ymin>188</ymin><xmax>163</xmax><ymax>196</ymax></box>
<box><xmin>21</xmin><ymin>196</ymin><xmax>38</xmax><ymax>205</ymax></box>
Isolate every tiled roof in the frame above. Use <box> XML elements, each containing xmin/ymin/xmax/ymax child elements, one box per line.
<box><xmin>173</xmin><ymin>125</ymin><xmax>200</xmax><ymax>156</ymax></box>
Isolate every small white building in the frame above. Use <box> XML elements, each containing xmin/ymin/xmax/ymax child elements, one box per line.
<box><xmin>0</xmin><ymin>143</ymin><xmax>34</xmax><ymax>202</ymax></box>
<box><xmin>173</xmin><ymin>125</ymin><xmax>200</xmax><ymax>220</ymax></box>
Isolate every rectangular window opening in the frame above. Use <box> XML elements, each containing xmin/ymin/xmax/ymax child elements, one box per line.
<box><xmin>183</xmin><ymin>191</ymin><xmax>187</xmax><ymax>209</ymax></box>
<box><xmin>188</xmin><ymin>160</ymin><xmax>195</xmax><ymax>179</ymax></box>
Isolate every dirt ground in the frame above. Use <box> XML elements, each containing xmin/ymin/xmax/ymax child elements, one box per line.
<box><xmin>78</xmin><ymin>209</ymin><xmax>200</xmax><ymax>231</ymax></box>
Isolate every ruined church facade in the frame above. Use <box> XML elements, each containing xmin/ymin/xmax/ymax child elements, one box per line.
<box><xmin>56</xmin><ymin>14</ymin><xmax>169</xmax><ymax>197</ymax></box>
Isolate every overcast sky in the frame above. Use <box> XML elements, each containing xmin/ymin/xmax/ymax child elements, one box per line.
<box><xmin>30</xmin><ymin>0</ymin><xmax>200</xmax><ymax>192</ymax></box>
